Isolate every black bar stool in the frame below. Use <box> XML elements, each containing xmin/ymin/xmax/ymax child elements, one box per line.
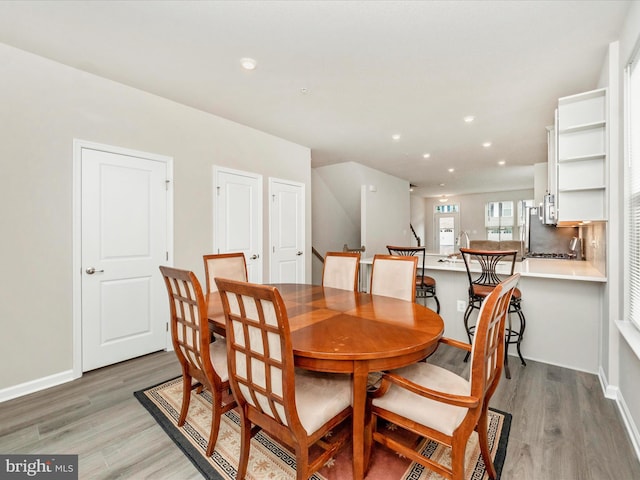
<box><xmin>459</xmin><ymin>247</ymin><xmax>526</xmax><ymax>378</ymax></box>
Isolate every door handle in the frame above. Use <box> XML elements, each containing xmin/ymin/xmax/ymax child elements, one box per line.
<box><xmin>296</xmin><ymin>251</ymin><xmax>303</xmax><ymax>256</ymax></box>
<box><xmin>250</xmin><ymin>254</ymin><xmax>260</xmax><ymax>260</ymax></box>
<box><xmin>85</xmin><ymin>267</ymin><xmax>104</xmax><ymax>275</ymax></box>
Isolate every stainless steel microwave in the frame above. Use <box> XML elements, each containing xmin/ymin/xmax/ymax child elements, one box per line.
<box><xmin>539</xmin><ymin>193</ymin><xmax>556</xmax><ymax>225</ymax></box>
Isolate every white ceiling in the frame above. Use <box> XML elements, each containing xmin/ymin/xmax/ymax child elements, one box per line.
<box><xmin>0</xmin><ymin>0</ymin><xmax>631</xmax><ymax>198</ymax></box>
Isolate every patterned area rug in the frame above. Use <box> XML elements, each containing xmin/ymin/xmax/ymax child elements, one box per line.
<box><xmin>135</xmin><ymin>377</ymin><xmax>510</xmax><ymax>480</ymax></box>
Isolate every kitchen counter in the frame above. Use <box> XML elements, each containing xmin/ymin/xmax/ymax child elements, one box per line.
<box><xmin>422</xmin><ymin>256</ymin><xmax>606</xmax><ymax>282</ymax></box>
<box><xmin>360</xmin><ymin>253</ymin><xmax>606</xmax><ymax>372</ymax></box>
<box><xmin>362</xmin><ymin>255</ymin><xmax>606</xmax><ymax>282</ymax></box>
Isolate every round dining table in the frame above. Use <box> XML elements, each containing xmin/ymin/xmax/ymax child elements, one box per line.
<box><xmin>208</xmin><ymin>283</ymin><xmax>444</xmax><ymax>480</ymax></box>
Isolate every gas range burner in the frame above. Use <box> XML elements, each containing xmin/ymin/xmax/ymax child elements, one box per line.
<box><xmin>526</xmin><ymin>252</ymin><xmax>576</xmax><ymax>260</ymax></box>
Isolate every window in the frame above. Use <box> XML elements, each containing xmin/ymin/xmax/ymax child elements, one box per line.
<box><xmin>485</xmin><ymin>201</ymin><xmax>514</xmax><ymax>240</ymax></box>
<box><xmin>434</xmin><ymin>204</ymin><xmax>459</xmax><ymax>213</ymax></box>
<box><xmin>626</xmin><ymin>47</ymin><xmax>640</xmax><ymax>330</ymax></box>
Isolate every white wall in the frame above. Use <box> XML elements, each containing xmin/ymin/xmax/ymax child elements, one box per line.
<box><xmin>360</xmin><ymin>166</ymin><xmax>410</xmax><ymax>256</ymax></box>
<box><xmin>0</xmin><ymin>43</ymin><xmax>311</xmax><ymax>393</ymax></box>
<box><xmin>311</xmin><ymin>168</ymin><xmax>361</xmax><ymax>284</ymax></box>
<box><xmin>533</xmin><ymin>162</ymin><xmax>549</xmax><ymax>206</ymax></box>
<box><xmin>312</xmin><ymin>162</ymin><xmax>410</xmax><ymax>279</ymax></box>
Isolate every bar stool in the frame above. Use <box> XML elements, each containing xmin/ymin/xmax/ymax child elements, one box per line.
<box><xmin>459</xmin><ymin>247</ymin><xmax>526</xmax><ymax>378</ymax></box>
<box><xmin>386</xmin><ymin>245</ymin><xmax>440</xmax><ymax>313</ymax></box>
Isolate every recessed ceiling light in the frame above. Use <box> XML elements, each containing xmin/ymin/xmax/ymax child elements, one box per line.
<box><xmin>464</xmin><ymin>116</ymin><xmax>475</xmax><ymax>123</ymax></box>
<box><xmin>448</xmin><ymin>168</ymin><xmax>455</xmax><ymax>173</ymax></box>
<box><xmin>439</xmin><ymin>196</ymin><xmax>448</xmax><ymax>203</ymax></box>
<box><xmin>439</xmin><ymin>183</ymin><xmax>445</xmax><ymax>187</ymax></box>
<box><xmin>482</xmin><ymin>141</ymin><xmax>492</xmax><ymax>148</ymax></box>
<box><xmin>300</xmin><ymin>87</ymin><xmax>309</xmax><ymax>94</ymax></box>
<box><xmin>240</xmin><ymin>57</ymin><xmax>257</xmax><ymax>70</ymax></box>
<box><xmin>423</xmin><ymin>153</ymin><xmax>431</xmax><ymax>159</ymax></box>
<box><xmin>498</xmin><ymin>160</ymin><xmax>506</xmax><ymax>166</ymax></box>
<box><xmin>392</xmin><ymin>134</ymin><xmax>401</xmax><ymax>141</ymax></box>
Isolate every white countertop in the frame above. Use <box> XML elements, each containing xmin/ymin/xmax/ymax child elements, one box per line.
<box><xmin>361</xmin><ymin>255</ymin><xmax>606</xmax><ymax>282</ymax></box>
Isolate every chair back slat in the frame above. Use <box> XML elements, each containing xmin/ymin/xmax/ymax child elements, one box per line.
<box><xmin>216</xmin><ymin>278</ymin><xmax>298</xmax><ymax>429</ymax></box>
<box><xmin>160</xmin><ymin>267</ymin><xmax>213</xmax><ymax>376</ymax></box>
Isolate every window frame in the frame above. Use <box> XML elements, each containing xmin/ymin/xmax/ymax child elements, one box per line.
<box><xmin>625</xmin><ymin>44</ymin><xmax>640</xmax><ymax>331</ymax></box>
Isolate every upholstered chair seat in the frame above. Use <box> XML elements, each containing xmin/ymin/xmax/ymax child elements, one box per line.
<box><xmin>417</xmin><ymin>275</ymin><xmax>437</xmax><ymax>287</ymax></box>
<box><xmin>472</xmin><ymin>284</ymin><xmax>522</xmax><ymax>300</ymax></box>
<box><xmin>293</xmin><ymin>370</ymin><xmax>352</xmax><ymax>434</ymax></box>
<box><xmin>372</xmin><ymin>363</ymin><xmax>470</xmax><ymax>436</ymax></box>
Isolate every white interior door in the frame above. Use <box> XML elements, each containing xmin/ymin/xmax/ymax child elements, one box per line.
<box><xmin>213</xmin><ymin>166</ymin><xmax>263</xmax><ymax>283</ymax></box>
<box><xmin>80</xmin><ymin>144</ymin><xmax>170</xmax><ymax>372</ymax></box>
<box><xmin>269</xmin><ymin>178</ymin><xmax>305</xmax><ymax>283</ymax></box>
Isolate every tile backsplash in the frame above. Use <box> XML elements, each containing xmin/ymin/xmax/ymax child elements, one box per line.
<box><xmin>582</xmin><ymin>222</ymin><xmax>606</xmax><ymax>275</ymax></box>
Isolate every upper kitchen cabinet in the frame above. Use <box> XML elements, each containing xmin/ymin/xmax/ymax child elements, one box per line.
<box><xmin>555</xmin><ymin>88</ymin><xmax>607</xmax><ymax>222</ymax></box>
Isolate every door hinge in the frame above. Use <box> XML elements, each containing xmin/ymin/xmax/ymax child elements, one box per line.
<box><xmin>165</xmin><ymin>179</ymin><xmax>170</xmax><ymax>191</ymax></box>
<box><xmin>166</xmin><ymin>251</ymin><xmax>169</xmax><ymax>261</ymax></box>
<box><xmin>216</xmin><ymin>186</ymin><xmax>221</xmax><ymax>196</ymax></box>
<box><xmin>166</xmin><ymin>322</ymin><xmax>169</xmax><ymax>332</ymax></box>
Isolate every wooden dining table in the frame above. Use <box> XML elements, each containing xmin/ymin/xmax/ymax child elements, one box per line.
<box><xmin>208</xmin><ymin>283</ymin><xmax>444</xmax><ymax>480</ymax></box>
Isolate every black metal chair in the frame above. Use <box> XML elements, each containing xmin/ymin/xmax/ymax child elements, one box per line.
<box><xmin>386</xmin><ymin>245</ymin><xmax>440</xmax><ymax>313</ymax></box>
<box><xmin>459</xmin><ymin>248</ymin><xmax>526</xmax><ymax>379</ymax></box>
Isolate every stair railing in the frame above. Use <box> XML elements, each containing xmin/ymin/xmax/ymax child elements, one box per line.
<box><xmin>343</xmin><ymin>244</ymin><xmax>366</xmax><ymax>253</ymax></box>
<box><xmin>410</xmin><ymin>224</ymin><xmax>421</xmax><ymax>246</ymax></box>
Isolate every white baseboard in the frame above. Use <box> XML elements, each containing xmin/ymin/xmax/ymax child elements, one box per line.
<box><xmin>599</xmin><ymin>366</ymin><xmax>640</xmax><ymax>460</ymax></box>
<box><xmin>615</xmin><ymin>388</ymin><xmax>640</xmax><ymax>462</ymax></box>
<box><xmin>598</xmin><ymin>365</ymin><xmax>619</xmax><ymax>399</ymax></box>
<box><xmin>0</xmin><ymin>369</ymin><xmax>76</xmax><ymax>403</ymax></box>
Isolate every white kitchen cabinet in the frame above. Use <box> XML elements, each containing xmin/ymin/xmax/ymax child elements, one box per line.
<box><xmin>555</xmin><ymin>88</ymin><xmax>607</xmax><ymax>222</ymax></box>
<box><xmin>546</xmin><ymin>124</ymin><xmax>557</xmax><ymax>200</ymax></box>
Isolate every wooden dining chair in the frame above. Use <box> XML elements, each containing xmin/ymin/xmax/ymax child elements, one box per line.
<box><xmin>215</xmin><ymin>278</ymin><xmax>353</xmax><ymax>480</ymax></box>
<box><xmin>322</xmin><ymin>251</ymin><xmax>361</xmax><ymax>291</ymax></box>
<box><xmin>370</xmin><ymin>254</ymin><xmax>418</xmax><ymax>302</ymax></box>
<box><xmin>203</xmin><ymin>252</ymin><xmax>248</xmax><ymax>295</ymax></box>
<box><xmin>386</xmin><ymin>245</ymin><xmax>440</xmax><ymax>312</ymax></box>
<box><xmin>368</xmin><ymin>273</ymin><xmax>520</xmax><ymax>480</ymax></box>
<box><xmin>159</xmin><ymin>266</ymin><xmax>237</xmax><ymax>457</ymax></box>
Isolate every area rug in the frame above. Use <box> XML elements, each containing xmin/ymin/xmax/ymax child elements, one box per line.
<box><xmin>135</xmin><ymin>377</ymin><xmax>511</xmax><ymax>480</ymax></box>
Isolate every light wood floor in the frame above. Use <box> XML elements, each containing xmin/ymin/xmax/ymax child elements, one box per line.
<box><xmin>1</xmin><ymin>347</ymin><xmax>639</xmax><ymax>479</ymax></box>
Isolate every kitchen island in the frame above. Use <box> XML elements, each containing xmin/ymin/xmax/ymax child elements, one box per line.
<box><xmin>361</xmin><ymin>255</ymin><xmax>606</xmax><ymax>373</ymax></box>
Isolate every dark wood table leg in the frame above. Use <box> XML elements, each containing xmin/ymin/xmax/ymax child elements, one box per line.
<box><xmin>352</xmin><ymin>362</ymin><xmax>368</xmax><ymax>480</ymax></box>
